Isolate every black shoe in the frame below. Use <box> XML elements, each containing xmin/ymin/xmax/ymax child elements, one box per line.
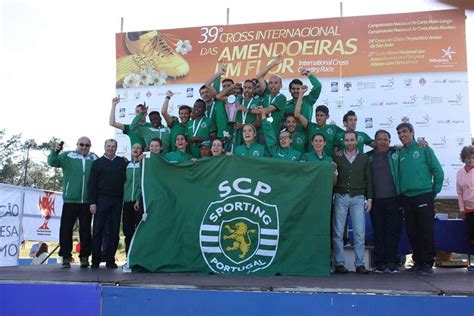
<box><xmin>334</xmin><ymin>265</ymin><xmax>349</xmax><ymax>274</ymax></box>
<box><xmin>405</xmin><ymin>264</ymin><xmax>422</xmax><ymax>273</ymax></box>
<box><xmin>80</xmin><ymin>257</ymin><xmax>89</xmax><ymax>269</ymax></box>
<box><xmin>356</xmin><ymin>266</ymin><xmax>369</xmax><ymax>274</ymax></box>
<box><xmin>106</xmin><ymin>262</ymin><xmax>118</xmax><ymax>269</ymax></box>
<box><xmin>373</xmin><ymin>265</ymin><xmax>385</xmax><ymax>273</ymax></box>
<box><xmin>91</xmin><ymin>263</ymin><xmax>100</xmax><ymax>269</ymax></box>
<box><xmin>420</xmin><ymin>265</ymin><xmax>434</xmax><ymax>276</ymax></box>
<box><xmin>385</xmin><ymin>264</ymin><xmax>401</xmax><ymax>274</ymax></box>
<box><xmin>61</xmin><ymin>257</ymin><xmax>71</xmax><ymax>269</ymax></box>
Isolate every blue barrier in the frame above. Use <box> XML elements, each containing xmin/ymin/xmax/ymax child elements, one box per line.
<box><xmin>18</xmin><ymin>258</ymin><xmax>58</xmax><ymax>266</ymax></box>
<box><xmin>1</xmin><ymin>282</ymin><xmax>472</xmax><ymax>316</ymax></box>
<box><xmin>350</xmin><ymin>214</ymin><xmax>470</xmax><ymax>255</ymax></box>
<box><xmin>0</xmin><ymin>283</ymin><xmax>101</xmax><ymax>316</ymax></box>
<box><xmin>102</xmin><ymin>287</ymin><xmax>474</xmax><ymax>316</ymax></box>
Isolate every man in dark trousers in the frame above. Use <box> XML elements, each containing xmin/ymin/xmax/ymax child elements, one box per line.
<box><xmin>397</xmin><ymin>123</ymin><xmax>444</xmax><ymax>276</ymax></box>
<box><xmin>367</xmin><ymin>130</ymin><xmax>402</xmax><ymax>273</ymax></box>
<box><xmin>47</xmin><ymin>137</ymin><xmax>98</xmax><ymax>269</ymax></box>
<box><xmin>88</xmin><ymin>139</ymin><xmax>128</xmax><ymax>269</ymax></box>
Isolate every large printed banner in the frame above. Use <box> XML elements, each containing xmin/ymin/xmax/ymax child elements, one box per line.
<box><xmin>115</xmin><ymin>9</ymin><xmax>470</xmax><ymax>197</ymax></box>
<box><xmin>115</xmin><ymin>9</ymin><xmax>466</xmax><ymax>85</ymax></box>
<box><xmin>22</xmin><ymin>188</ymin><xmax>63</xmax><ymax>242</ymax></box>
<box><xmin>0</xmin><ymin>184</ymin><xmax>23</xmax><ymax>267</ymax></box>
<box><xmin>129</xmin><ymin>155</ymin><xmax>333</xmax><ymax>276</ymax></box>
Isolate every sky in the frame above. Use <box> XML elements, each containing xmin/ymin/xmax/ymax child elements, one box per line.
<box><xmin>1</xmin><ymin>0</ymin><xmax>473</xmax><ymax>157</ymax></box>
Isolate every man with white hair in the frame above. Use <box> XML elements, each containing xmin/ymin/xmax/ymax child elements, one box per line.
<box><xmin>88</xmin><ymin>139</ymin><xmax>128</xmax><ymax>269</ymax></box>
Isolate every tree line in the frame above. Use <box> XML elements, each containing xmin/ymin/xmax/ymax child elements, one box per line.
<box><xmin>0</xmin><ymin>129</ymin><xmax>62</xmax><ymax>191</ymax></box>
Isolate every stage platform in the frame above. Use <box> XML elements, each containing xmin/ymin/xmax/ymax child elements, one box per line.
<box><xmin>0</xmin><ymin>264</ymin><xmax>473</xmax><ymax>296</ymax></box>
<box><xmin>1</xmin><ymin>264</ymin><xmax>474</xmax><ymax>316</ymax></box>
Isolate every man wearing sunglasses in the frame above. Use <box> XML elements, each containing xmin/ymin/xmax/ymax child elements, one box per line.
<box><xmin>47</xmin><ymin>137</ymin><xmax>98</xmax><ymax>269</ymax></box>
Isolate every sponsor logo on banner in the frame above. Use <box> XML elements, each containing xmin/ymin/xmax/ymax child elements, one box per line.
<box><xmin>429</xmin><ymin>46</ymin><xmax>456</xmax><ymax>67</ymax></box>
<box><xmin>365</xmin><ymin>118</ymin><xmax>373</xmax><ymax>128</ymax></box>
<box><xmin>436</xmin><ymin>119</ymin><xmax>451</xmax><ymax>125</ymax></box>
<box><xmin>419</xmin><ymin>78</ymin><xmax>427</xmax><ymax>86</ymax></box>
<box><xmin>448</xmin><ymin>93</ymin><xmax>463</xmax><ymax>105</ymax></box>
<box><xmin>119</xmin><ymin>107</ymin><xmax>126</xmax><ymax>118</ymax></box>
<box><xmin>350</xmin><ymin>98</ymin><xmax>363</xmax><ymax>108</ymax></box>
<box><xmin>146</xmin><ymin>91</ymin><xmax>152</xmax><ymax>98</ymax></box>
<box><xmin>442</xmin><ymin>47</ymin><xmax>456</xmax><ymax>59</ymax></box>
<box><xmin>200</xmin><ymin>179</ymin><xmax>279</xmax><ymax>274</ymax></box>
<box><xmin>344</xmin><ymin>82</ymin><xmax>352</xmax><ymax>91</ymax></box>
<box><xmin>423</xmin><ymin>95</ymin><xmax>443</xmax><ymax>104</ymax></box>
<box><xmin>404</xmin><ymin>79</ymin><xmax>412</xmax><ymax>87</ymax></box>
<box><xmin>451</xmin><ymin>163</ymin><xmax>463</xmax><ymax>168</ymax></box>
<box><xmin>402</xmin><ymin>94</ymin><xmax>417</xmax><ymax>106</ymax></box>
<box><xmin>336</xmin><ymin>96</ymin><xmax>344</xmax><ymax>108</ymax></box>
<box><xmin>379</xmin><ymin>116</ymin><xmax>395</xmax><ymax>128</ymax></box>
<box><xmin>37</xmin><ymin>192</ymin><xmax>56</xmax><ymax>234</ymax></box>
<box><xmin>370</xmin><ymin>101</ymin><xmax>383</xmax><ymax>107</ymax></box>
<box><xmin>356</xmin><ymin>81</ymin><xmax>376</xmax><ymax>90</ymax></box>
<box><xmin>322</xmin><ymin>99</ymin><xmax>330</xmax><ymax>107</ymax></box>
<box><xmin>117</xmin><ymin>140</ymin><xmax>129</xmax><ymax>158</ymax></box>
<box><xmin>443</xmin><ymin>177</ymin><xmax>451</xmax><ymax>190</ymax></box>
<box><xmin>120</xmin><ymin>91</ymin><xmax>129</xmax><ymax>99</ymax></box>
<box><xmin>432</xmin><ymin>136</ymin><xmax>448</xmax><ymax>149</ymax></box>
<box><xmin>134</xmin><ymin>92</ymin><xmax>141</xmax><ymax>99</ymax></box>
<box><xmin>331</xmin><ymin>82</ymin><xmax>339</xmax><ymax>92</ymax></box>
<box><xmin>380</xmin><ymin>78</ymin><xmax>395</xmax><ymax>90</ymax></box>
<box><xmin>401</xmin><ymin>116</ymin><xmax>410</xmax><ymax>123</ymax></box>
<box><xmin>186</xmin><ymin>88</ymin><xmax>194</xmax><ymax>97</ymax></box>
<box><xmin>433</xmin><ymin>79</ymin><xmax>461</xmax><ymax>84</ymax></box>
<box><xmin>455</xmin><ymin>136</ymin><xmax>465</xmax><ymax>147</ymax></box>
<box><xmin>414</xmin><ymin>114</ymin><xmax>431</xmax><ymax>127</ymax></box>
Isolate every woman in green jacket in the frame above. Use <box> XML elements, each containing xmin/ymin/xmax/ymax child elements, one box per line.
<box><xmin>234</xmin><ymin>124</ymin><xmax>267</xmax><ymax>157</ymax></box>
<box><xmin>302</xmin><ymin>133</ymin><xmax>337</xmax><ymax>184</ymax></box>
<box><xmin>302</xmin><ymin>133</ymin><xmax>333</xmax><ymax>163</ymax></box>
<box><xmin>164</xmin><ymin>134</ymin><xmax>192</xmax><ymax>163</ymax></box>
<box><xmin>123</xmin><ymin>143</ymin><xmax>143</xmax><ymax>255</ymax></box>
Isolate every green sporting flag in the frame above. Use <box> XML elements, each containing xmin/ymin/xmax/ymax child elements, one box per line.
<box><xmin>128</xmin><ymin>154</ymin><xmax>333</xmax><ymax>276</ymax></box>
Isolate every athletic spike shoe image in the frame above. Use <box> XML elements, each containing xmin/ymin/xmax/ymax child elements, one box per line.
<box><xmin>125</xmin><ymin>31</ymin><xmax>189</xmax><ymax>79</ymax></box>
<box><xmin>116</xmin><ymin>54</ymin><xmax>146</xmax><ymax>85</ymax></box>
<box><xmin>125</xmin><ymin>31</ymin><xmax>159</xmax><ymax>55</ymax></box>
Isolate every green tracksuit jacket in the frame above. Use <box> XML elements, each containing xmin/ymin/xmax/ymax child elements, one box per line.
<box><xmin>47</xmin><ymin>150</ymin><xmax>98</xmax><ymax>203</ymax></box>
<box><xmin>398</xmin><ymin>142</ymin><xmax>444</xmax><ymax>197</ymax></box>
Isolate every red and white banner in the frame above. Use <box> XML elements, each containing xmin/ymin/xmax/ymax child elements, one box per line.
<box><xmin>22</xmin><ymin>188</ymin><xmax>63</xmax><ymax>242</ymax></box>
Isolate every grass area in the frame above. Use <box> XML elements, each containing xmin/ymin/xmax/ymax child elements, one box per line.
<box><xmin>21</xmin><ymin>234</ymin><xmax>127</xmax><ymax>262</ymax></box>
